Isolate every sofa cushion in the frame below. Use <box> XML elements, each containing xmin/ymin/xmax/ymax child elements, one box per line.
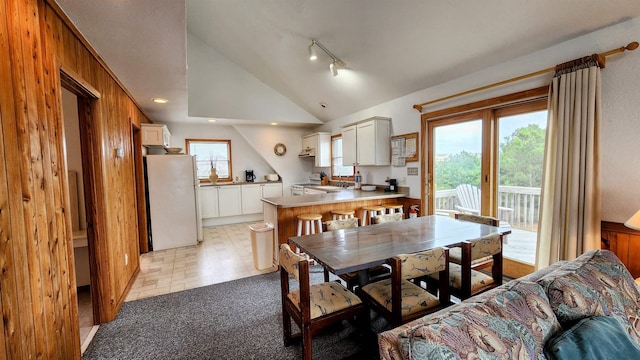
<box><xmin>536</xmin><ymin>250</ymin><xmax>640</xmax><ymax>343</ymax></box>
<box><xmin>393</xmin><ymin>280</ymin><xmax>561</xmax><ymax>359</ymax></box>
<box><xmin>544</xmin><ymin>316</ymin><xmax>640</xmax><ymax>359</ymax></box>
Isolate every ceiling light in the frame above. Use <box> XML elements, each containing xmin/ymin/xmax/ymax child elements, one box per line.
<box><xmin>307</xmin><ymin>39</ymin><xmax>346</xmax><ymax>76</ymax></box>
<box><xmin>308</xmin><ymin>41</ymin><xmax>317</xmax><ymax>61</ymax></box>
<box><xmin>208</xmin><ymin>119</ymin><xmax>216</xmax><ymax>123</ymax></box>
<box><xmin>329</xmin><ymin>61</ymin><xmax>338</xmax><ymax>76</ymax></box>
<box><xmin>271</xmin><ymin>122</ymin><xmax>278</xmax><ymax>126</ymax></box>
<box><xmin>152</xmin><ymin>98</ymin><xmax>168</xmax><ymax>104</ymax></box>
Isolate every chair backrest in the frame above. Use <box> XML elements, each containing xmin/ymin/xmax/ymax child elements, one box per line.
<box><xmin>455</xmin><ymin>213</ymin><xmax>499</xmax><ymax>226</ymax></box>
<box><xmin>456</xmin><ymin>184</ymin><xmax>480</xmax><ymax>211</ymax></box>
<box><xmin>279</xmin><ymin>244</ymin><xmax>306</xmax><ymax>282</ymax></box>
<box><xmin>468</xmin><ymin>233</ymin><xmax>503</xmax><ymax>259</ymax></box>
<box><xmin>395</xmin><ymin>247</ymin><xmax>448</xmax><ymax>280</ymax></box>
<box><xmin>374</xmin><ymin>213</ymin><xmax>403</xmax><ymax>224</ymax></box>
<box><xmin>325</xmin><ymin>217</ymin><xmax>359</xmax><ymax>230</ymax></box>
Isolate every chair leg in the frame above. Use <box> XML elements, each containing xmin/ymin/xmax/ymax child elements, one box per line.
<box><xmin>282</xmin><ymin>309</ymin><xmax>293</xmax><ymax>346</ymax></box>
<box><xmin>302</xmin><ymin>324</ymin><xmax>313</xmax><ymax>360</ymax></box>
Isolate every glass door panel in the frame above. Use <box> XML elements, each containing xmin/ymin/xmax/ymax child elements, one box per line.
<box><xmin>432</xmin><ymin>119</ymin><xmax>483</xmax><ymax>217</ymax></box>
<box><xmin>497</xmin><ymin>108</ymin><xmax>547</xmax><ymax>266</ymax></box>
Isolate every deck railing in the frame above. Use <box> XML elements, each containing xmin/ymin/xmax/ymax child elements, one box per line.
<box><xmin>435</xmin><ymin>186</ymin><xmax>541</xmax><ymax>231</ymax></box>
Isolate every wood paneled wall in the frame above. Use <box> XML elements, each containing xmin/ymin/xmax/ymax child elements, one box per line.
<box><xmin>1</xmin><ymin>0</ymin><xmax>148</xmax><ymax>358</ymax></box>
<box><xmin>601</xmin><ymin>221</ymin><xmax>640</xmax><ymax>278</ymax></box>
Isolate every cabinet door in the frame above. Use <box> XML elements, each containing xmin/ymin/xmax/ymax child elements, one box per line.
<box><xmin>199</xmin><ymin>187</ymin><xmax>219</xmax><ymax>218</ymax></box>
<box><xmin>342</xmin><ymin>125</ymin><xmax>357</xmax><ymax>165</ymax></box>
<box><xmin>263</xmin><ymin>183</ymin><xmax>283</xmax><ymax>198</ymax></box>
<box><xmin>241</xmin><ymin>184</ymin><xmax>263</xmax><ymax>214</ymax></box>
<box><xmin>302</xmin><ymin>134</ymin><xmax>315</xmax><ymax>151</ymax></box>
<box><xmin>142</xmin><ymin>125</ymin><xmax>165</xmax><ymax>146</ymax></box>
<box><xmin>356</xmin><ymin>121</ymin><xmax>376</xmax><ymax>165</ymax></box>
<box><xmin>218</xmin><ymin>186</ymin><xmax>242</xmax><ymax>216</ymax></box>
<box><xmin>315</xmin><ymin>133</ymin><xmax>331</xmax><ymax>167</ymax></box>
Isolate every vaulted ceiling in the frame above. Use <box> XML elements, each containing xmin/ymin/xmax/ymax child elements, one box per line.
<box><xmin>55</xmin><ymin>0</ymin><xmax>640</xmax><ymax>126</ymax></box>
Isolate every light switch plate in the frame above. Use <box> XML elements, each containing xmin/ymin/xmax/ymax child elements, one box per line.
<box><xmin>407</xmin><ymin>167</ymin><xmax>418</xmax><ymax>176</ymax></box>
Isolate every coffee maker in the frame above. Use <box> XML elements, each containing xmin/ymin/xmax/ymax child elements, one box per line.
<box><xmin>385</xmin><ymin>178</ymin><xmax>398</xmax><ymax>192</ymax></box>
<box><xmin>245</xmin><ymin>170</ymin><xmax>256</xmax><ymax>182</ymax></box>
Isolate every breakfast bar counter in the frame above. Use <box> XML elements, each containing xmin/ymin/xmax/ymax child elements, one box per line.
<box><xmin>262</xmin><ymin>189</ymin><xmax>409</xmax><ymax>266</ymax></box>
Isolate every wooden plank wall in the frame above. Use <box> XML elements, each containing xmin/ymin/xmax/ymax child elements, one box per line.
<box><xmin>601</xmin><ymin>221</ymin><xmax>640</xmax><ymax>278</ymax></box>
<box><xmin>1</xmin><ymin>0</ymin><xmax>149</xmax><ymax>357</ymax></box>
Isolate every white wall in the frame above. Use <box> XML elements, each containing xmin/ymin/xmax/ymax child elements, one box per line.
<box><xmin>187</xmin><ymin>33</ymin><xmax>322</xmax><ymax>125</ymax></box>
<box><xmin>314</xmin><ymin>17</ymin><xmax>640</xmax><ymax>222</ymax></box>
<box><xmin>168</xmin><ymin>123</ymin><xmax>317</xmax><ymax>194</ymax></box>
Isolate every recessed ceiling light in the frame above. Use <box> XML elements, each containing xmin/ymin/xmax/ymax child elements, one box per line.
<box><xmin>271</xmin><ymin>122</ymin><xmax>278</xmax><ymax>126</ymax></box>
<box><xmin>208</xmin><ymin>119</ymin><xmax>217</xmax><ymax>123</ymax></box>
<box><xmin>152</xmin><ymin>98</ymin><xmax>168</xmax><ymax>104</ymax></box>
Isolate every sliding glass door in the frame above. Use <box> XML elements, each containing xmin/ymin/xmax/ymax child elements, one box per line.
<box><xmin>427</xmin><ymin>101</ymin><xmax>547</xmax><ymax>277</ymax></box>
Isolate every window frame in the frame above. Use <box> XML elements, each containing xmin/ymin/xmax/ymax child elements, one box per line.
<box><xmin>330</xmin><ymin>134</ymin><xmax>354</xmax><ymax>180</ymax></box>
<box><xmin>185</xmin><ymin>138</ymin><xmax>233</xmax><ymax>183</ymax></box>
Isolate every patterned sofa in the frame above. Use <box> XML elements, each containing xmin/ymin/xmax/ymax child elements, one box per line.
<box><xmin>378</xmin><ymin>249</ymin><xmax>640</xmax><ymax>359</ymax></box>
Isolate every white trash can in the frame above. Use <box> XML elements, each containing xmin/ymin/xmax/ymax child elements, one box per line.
<box><xmin>249</xmin><ymin>222</ymin><xmax>274</xmax><ymax>270</ymax></box>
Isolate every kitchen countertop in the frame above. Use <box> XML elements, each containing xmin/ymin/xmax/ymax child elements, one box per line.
<box><xmin>199</xmin><ymin>180</ymin><xmax>281</xmax><ymax>187</ymax></box>
<box><xmin>262</xmin><ymin>189</ymin><xmax>406</xmax><ymax>208</ymax></box>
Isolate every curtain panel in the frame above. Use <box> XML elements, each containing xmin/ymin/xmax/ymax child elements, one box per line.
<box><xmin>536</xmin><ymin>66</ymin><xmax>601</xmax><ymax>269</ymax></box>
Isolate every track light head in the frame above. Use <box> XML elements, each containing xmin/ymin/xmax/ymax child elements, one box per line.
<box><xmin>329</xmin><ymin>61</ymin><xmax>338</xmax><ymax>76</ymax></box>
<box><xmin>308</xmin><ymin>41</ymin><xmax>317</xmax><ymax>61</ymax></box>
<box><xmin>308</xmin><ymin>39</ymin><xmax>346</xmax><ymax>76</ymax></box>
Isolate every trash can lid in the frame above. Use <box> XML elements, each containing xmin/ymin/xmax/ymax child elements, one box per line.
<box><xmin>248</xmin><ymin>222</ymin><xmax>273</xmax><ymax>232</ymax></box>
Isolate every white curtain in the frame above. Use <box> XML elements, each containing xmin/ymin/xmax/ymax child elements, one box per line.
<box><xmin>536</xmin><ymin>63</ymin><xmax>601</xmax><ymax>269</ymax></box>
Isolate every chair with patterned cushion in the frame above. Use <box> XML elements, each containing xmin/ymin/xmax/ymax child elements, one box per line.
<box><xmin>356</xmin><ymin>247</ymin><xmax>451</xmax><ymax>326</ymax></box>
<box><xmin>323</xmin><ymin>218</ymin><xmax>391</xmax><ymax>289</ymax></box>
<box><xmin>425</xmin><ymin>233</ymin><xmax>504</xmax><ymax>300</ymax></box>
<box><xmin>450</xmin><ymin>213</ymin><xmax>500</xmax><ymax>271</ymax></box>
<box><xmin>279</xmin><ymin>244</ymin><xmax>368</xmax><ymax>360</ymax></box>
<box><xmin>374</xmin><ymin>213</ymin><xmax>404</xmax><ymax>224</ymax></box>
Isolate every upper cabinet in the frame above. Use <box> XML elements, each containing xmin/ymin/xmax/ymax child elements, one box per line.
<box><xmin>300</xmin><ymin>132</ymin><xmax>331</xmax><ymax>167</ymax></box>
<box><xmin>141</xmin><ymin>124</ymin><xmax>171</xmax><ymax>148</ymax></box>
<box><xmin>342</xmin><ymin>117</ymin><xmax>390</xmax><ymax>166</ymax></box>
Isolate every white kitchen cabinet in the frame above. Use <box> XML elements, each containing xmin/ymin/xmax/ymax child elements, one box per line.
<box><xmin>218</xmin><ymin>186</ymin><xmax>242</xmax><ymax>217</ymax></box>
<box><xmin>141</xmin><ymin>123</ymin><xmax>171</xmax><ymax>147</ymax></box>
<box><xmin>301</xmin><ymin>132</ymin><xmax>331</xmax><ymax>167</ymax></box>
<box><xmin>241</xmin><ymin>183</ymin><xmax>283</xmax><ymax>214</ymax></box>
<box><xmin>199</xmin><ymin>186</ymin><xmax>219</xmax><ymax>218</ymax></box>
<box><xmin>199</xmin><ymin>185</ymin><xmax>241</xmax><ymax>218</ymax></box>
<box><xmin>342</xmin><ymin>117</ymin><xmax>390</xmax><ymax>166</ymax></box>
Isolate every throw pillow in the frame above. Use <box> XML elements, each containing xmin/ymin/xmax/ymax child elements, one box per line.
<box><xmin>544</xmin><ymin>316</ymin><xmax>640</xmax><ymax>360</ymax></box>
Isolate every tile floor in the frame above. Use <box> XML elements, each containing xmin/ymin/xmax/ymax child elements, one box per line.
<box><xmin>78</xmin><ymin>222</ymin><xmax>273</xmax><ymax>351</ymax></box>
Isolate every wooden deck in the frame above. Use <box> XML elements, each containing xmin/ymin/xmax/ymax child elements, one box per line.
<box><xmin>503</xmin><ymin>228</ymin><xmax>537</xmax><ymax>265</ymax></box>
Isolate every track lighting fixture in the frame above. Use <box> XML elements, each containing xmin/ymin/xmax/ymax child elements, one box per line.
<box><xmin>329</xmin><ymin>60</ymin><xmax>338</xmax><ymax>76</ymax></box>
<box><xmin>308</xmin><ymin>39</ymin><xmax>346</xmax><ymax>76</ymax></box>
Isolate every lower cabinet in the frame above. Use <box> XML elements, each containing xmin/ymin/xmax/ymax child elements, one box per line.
<box><xmin>200</xmin><ymin>183</ymin><xmax>282</xmax><ymax>221</ymax></box>
<box><xmin>241</xmin><ymin>183</ymin><xmax>283</xmax><ymax>215</ymax></box>
<box><xmin>199</xmin><ymin>185</ymin><xmax>242</xmax><ymax>219</ymax></box>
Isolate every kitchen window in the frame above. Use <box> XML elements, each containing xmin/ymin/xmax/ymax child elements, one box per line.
<box><xmin>186</xmin><ymin>139</ymin><xmax>232</xmax><ymax>182</ymax></box>
<box><xmin>331</xmin><ymin>135</ymin><xmax>354</xmax><ymax>180</ymax></box>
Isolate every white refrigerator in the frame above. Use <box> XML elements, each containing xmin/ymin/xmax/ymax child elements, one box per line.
<box><xmin>144</xmin><ymin>154</ymin><xmax>202</xmax><ymax>251</ymax></box>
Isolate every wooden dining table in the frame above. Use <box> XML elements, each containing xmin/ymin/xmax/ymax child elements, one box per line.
<box><xmin>288</xmin><ymin>215</ymin><xmax>511</xmax><ymax>280</ymax></box>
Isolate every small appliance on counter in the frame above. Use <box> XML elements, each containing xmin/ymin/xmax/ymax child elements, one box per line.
<box><xmin>245</xmin><ymin>170</ymin><xmax>256</xmax><ymax>182</ymax></box>
<box><xmin>385</xmin><ymin>178</ymin><xmax>398</xmax><ymax>192</ymax></box>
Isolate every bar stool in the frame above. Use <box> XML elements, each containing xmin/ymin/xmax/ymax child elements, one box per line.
<box><xmin>385</xmin><ymin>204</ymin><xmax>404</xmax><ymax>215</ymax></box>
<box><xmin>331</xmin><ymin>209</ymin><xmax>355</xmax><ymax>220</ymax></box>
<box><xmin>296</xmin><ymin>214</ymin><xmax>323</xmax><ymax>236</ymax></box>
<box><xmin>361</xmin><ymin>205</ymin><xmax>386</xmax><ymax>226</ymax></box>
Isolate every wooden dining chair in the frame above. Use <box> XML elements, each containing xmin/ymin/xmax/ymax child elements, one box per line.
<box><xmin>356</xmin><ymin>247</ymin><xmax>451</xmax><ymax>326</ymax></box>
<box><xmin>450</xmin><ymin>213</ymin><xmax>500</xmax><ymax>271</ymax></box>
<box><xmin>323</xmin><ymin>218</ymin><xmax>391</xmax><ymax>290</ymax></box>
<box><xmin>279</xmin><ymin>244</ymin><xmax>368</xmax><ymax>360</ymax></box>
<box><xmin>425</xmin><ymin>233</ymin><xmax>504</xmax><ymax>300</ymax></box>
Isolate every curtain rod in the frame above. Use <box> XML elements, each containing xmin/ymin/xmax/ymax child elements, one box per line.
<box><xmin>413</xmin><ymin>41</ymin><xmax>638</xmax><ymax>113</ymax></box>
